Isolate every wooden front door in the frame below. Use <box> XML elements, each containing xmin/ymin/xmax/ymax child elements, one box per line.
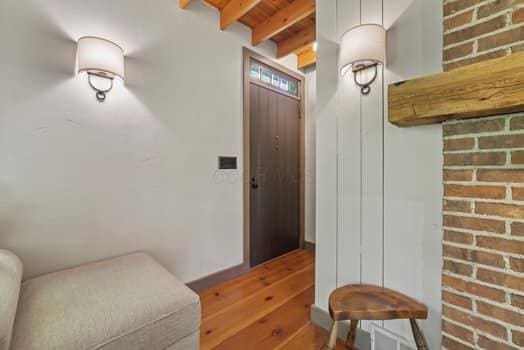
<box><xmin>249</xmin><ymin>66</ymin><xmax>301</xmax><ymax>267</ymax></box>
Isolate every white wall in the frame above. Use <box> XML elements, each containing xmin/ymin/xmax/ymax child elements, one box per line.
<box><xmin>0</xmin><ymin>0</ymin><xmax>306</xmax><ymax>282</ymax></box>
<box><xmin>315</xmin><ymin>0</ymin><xmax>443</xmax><ymax>347</ymax></box>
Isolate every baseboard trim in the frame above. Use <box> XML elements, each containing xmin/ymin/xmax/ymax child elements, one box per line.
<box><xmin>310</xmin><ymin>304</ymin><xmax>371</xmax><ymax>350</ymax></box>
<box><xmin>186</xmin><ymin>263</ymin><xmax>249</xmax><ymax>293</ymax></box>
<box><xmin>304</xmin><ymin>241</ymin><xmax>315</xmax><ymax>251</ymax></box>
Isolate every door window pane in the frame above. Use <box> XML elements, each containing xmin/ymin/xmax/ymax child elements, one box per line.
<box><xmin>250</xmin><ymin>63</ymin><xmax>260</xmax><ymax>79</ymax></box>
<box><xmin>261</xmin><ymin>69</ymin><xmax>271</xmax><ymax>83</ymax></box>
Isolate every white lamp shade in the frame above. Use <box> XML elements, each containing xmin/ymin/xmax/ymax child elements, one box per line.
<box><xmin>339</xmin><ymin>24</ymin><xmax>386</xmax><ymax>76</ymax></box>
<box><xmin>76</xmin><ymin>37</ymin><xmax>125</xmax><ymax>80</ymax></box>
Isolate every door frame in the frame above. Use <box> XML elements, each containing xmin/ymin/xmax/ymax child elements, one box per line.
<box><xmin>242</xmin><ymin>47</ymin><xmax>306</xmax><ymax>270</ymax></box>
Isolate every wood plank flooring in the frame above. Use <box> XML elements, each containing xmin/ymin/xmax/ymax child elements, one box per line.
<box><xmin>199</xmin><ymin>249</ymin><xmax>345</xmax><ymax>350</ymax></box>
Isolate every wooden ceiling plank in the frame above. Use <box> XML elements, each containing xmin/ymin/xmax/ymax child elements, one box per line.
<box><xmin>388</xmin><ymin>52</ymin><xmax>524</xmax><ymax>127</ymax></box>
<box><xmin>251</xmin><ymin>0</ymin><xmax>315</xmax><ymax>46</ymax></box>
<box><xmin>297</xmin><ymin>48</ymin><xmax>316</xmax><ymax>69</ymax></box>
<box><xmin>277</xmin><ymin>24</ymin><xmax>315</xmax><ymax>58</ymax></box>
<box><xmin>179</xmin><ymin>0</ymin><xmax>192</xmax><ymax>9</ymax></box>
<box><xmin>221</xmin><ymin>0</ymin><xmax>263</xmax><ymax>30</ymax></box>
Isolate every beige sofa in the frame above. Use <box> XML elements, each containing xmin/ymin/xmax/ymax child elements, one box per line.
<box><xmin>0</xmin><ymin>250</ymin><xmax>200</xmax><ymax>350</ymax></box>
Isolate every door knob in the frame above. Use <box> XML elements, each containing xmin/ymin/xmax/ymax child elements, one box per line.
<box><xmin>250</xmin><ymin>177</ymin><xmax>259</xmax><ymax>189</ymax></box>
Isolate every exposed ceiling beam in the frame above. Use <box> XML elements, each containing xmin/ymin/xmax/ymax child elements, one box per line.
<box><xmin>221</xmin><ymin>0</ymin><xmax>263</xmax><ymax>30</ymax></box>
<box><xmin>251</xmin><ymin>0</ymin><xmax>315</xmax><ymax>46</ymax></box>
<box><xmin>276</xmin><ymin>24</ymin><xmax>315</xmax><ymax>58</ymax></box>
<box><xmin>179</xmin><ymin>0</ymin><xmax>192</xmax><ymax>9</ymax></box>
<box><xmin>297</xmin><ymin>48</ymin><xmax>316</xmax><ymax>69</ymax></box>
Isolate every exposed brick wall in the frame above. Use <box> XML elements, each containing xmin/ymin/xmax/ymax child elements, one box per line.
<box><xmin>442</xmin><ymin>115</ymin><xmax>524</xmax><ymax>349</ymax></box>
<box><xmin>443</xmin><ymin>0</ymin><xmax>524</xmax><ymax>71</ymax></box>
<box><xmin>441</xmin><ymin>2</ymin><xmax>524</xmax><ymax>348</ymax></box>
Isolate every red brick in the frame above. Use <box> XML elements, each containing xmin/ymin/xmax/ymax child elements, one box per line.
<box><xmin>442</xmin><ymin>319</ymin><xmax>475</xmax><ymax>344</ymax></box>
<box><xmin>477</xmin><ymin>268</ymin><xmax>524</xmax><ymax>291</ymax></box>
<box><xmin>444</xmin><ymin>230</ymin><xmax>474</xmax><ymax>244</ymax></box>
<box><xmin>477</xmin><ymin>301</ymin><xmax>524</xmax><ymax>327</ymax></box>
<box><xmin>477</xmin><ymin>169</ymin><xmax>524</xmax><ymax>183</ymax></box>
<box><xmin>513</xmin><ymin>42</ymin><xmax>524</xmax><ymax>53</ymax></box>
<box><xmin>511</xmin><ymin>294</ymin><xmax>524</xmax><ymax>308</ymax></box>
<box><xmin>479</xmin><ymin>134</ymin><xmax>524</xmax><ymax>149</ymax></box>
<box><xmin>509</xmin><ymin>257</ymin><xmax>524</xmax><ymax>273</ymax></box>
<box><xmin>478</xmin><ymin>26</ymin><xmax>524</xmax><ymax>52</ymax></box>
<box><xmin>445</xmin><ymin>184</ymin><xmax>506</xmax><ymax>199</ymax></box>
<box><xmin>444</xmin><ymin>50</ymin><xmax>506</xmax><ymax>71</ymax></box>
<box><xmin>442</xmin><ymin>336</ymin><xmax>474</xmax><ymax>350</ymax></box>
<box><xmin>477</xmin><ymin>0</ymin><xmax>512</xmax><ymax>18</ymax></box>
<box><xmin>444</xmin><ymin>0</ymin><xmax>481</xmax><ymax>17</ymax></box>
<box><xmin>511</xmin><ymin>150</ymin><xmax>524</xmax><ymax>164</ymax></box>
<box><xmin>445</xmin><ymin>16</ymin><xmax>507</xmax><ymax>46</ymax></box>
<box><xmin>444</xmin><ymin>137</ymin><xmax>475</xmax><ymax>151</ymax></box>
<box><xmin>443</xmin><ymin>244</ymin><xmax>506</xmax><ymax>268</ymax></box>
<box><xmin>510</xmin><ymin>116</ymin><xmax>524</xmax><ymax>130</ymax></box>
<box><xmin>444</xmin><ymin>169</ymin><xmax>474</xmax><ymax>181</ymax></box>
<box><xmin>444</xmin><ymin>10</ymin><xmax>475</xmax><ymax>31</ymax></box>
<box><xmin>473</xmin><ymin>250</ymin><xmax>506</xmax><ymax>268</ymax></box>
<box><xmin>444</xmin><ymin>199</ymin><xmax>472</xmax><ymax>213</ymax></box>
<box><xmin>513</xmin><ymin>330</ymin><xmax>524</xmax><ymax>347</ymax></box>
<box><xmin>513</xmin><ymin>7</ymin><xmax>524</xmax><ymax>24</ymax></box>
<box><xmin>444</xmin><ymin>152</ymin><xmax>506</xmax><ymax>166</ymax></box>
<box><xmin>443</xmin><ymin>119</ymin><xmax>506</xmax><ymax>136</ymax></box>
<box><xmin>512</xmin><ymin>187</ymin><xmax>524</xmax><ymax>200</ymax></box>
<box><xmin>442</xmin><ymin>305</ymin><xmax>507</xmax><ymax>339</ymax></box>
<box><xmin>444</xmin><ymin>43</ymin><xmax>474</xmax><ymax>62</ymax></box>
<box><xmin>444</xmin><ymin>245</ymin><xmax>471</xmax><ymax>260</ymax></box>
<box><xmin>478</xmin><ymin>335</ymin><xmax>519</xmax><ymax>350</ymax></box>
<box><xmin>444</xmin><ymin>259</ymin><xmax>474</xmax><ymax>276</ymax></box>
<box><xmin>443</xmin><ymin>290</ymin><xmax>473</xmax><ymax>309</ymax></box>
<box><xmin>444</xmin><ymin>215</ymin><xmax>506</xmax><ymax>233</ymax></box>
<box><xmin>477</xmin><ymin>236</ymin><xmax>524</xmax><ymax>255</ymax></box>
<box><xmin>511</xmin><ymin>222</ymin><xmax>524</xmax><ymax>236</ymax></box>
<box><xmin>442</xmin><ymin>274</ymin><xmax>506</xmax><ymax>302</ymax></box>
<box><xmin>471</xmin><ymin>250</ymin><xmax>505</xmax><ymax>268</ymax></box>
<box><xmin>476</xmin><ymin>202</ymin><xmax>524</xmax><ymax>219</ymax></box>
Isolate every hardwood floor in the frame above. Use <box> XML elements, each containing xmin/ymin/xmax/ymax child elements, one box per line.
<box><xmin>199</xmin><ymin>249</ymin><xmax>345</xmax><ymax>350</ymax></box>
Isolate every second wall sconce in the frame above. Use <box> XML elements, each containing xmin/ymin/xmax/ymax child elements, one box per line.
<box><xmin>76</xmin><ymin>36</ymin><xmax>125</xmax><ymax>102</ymax></box>
<box><xmin>339</xmin><ymin>24</ymin><xmax>386</xmax><ymax>95</ymax></box>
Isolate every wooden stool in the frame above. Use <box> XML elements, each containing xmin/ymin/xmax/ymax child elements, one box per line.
<box><xmin>325</xmin><ymin>284</ymin><xmax>428</xmax><ymax>350</ymax></box>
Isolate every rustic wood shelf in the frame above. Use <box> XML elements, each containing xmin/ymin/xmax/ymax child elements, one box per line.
<box><xmin>388</xmin><ymin>52</ymin><xmax>524</xmax><ymax>127</ymax></box>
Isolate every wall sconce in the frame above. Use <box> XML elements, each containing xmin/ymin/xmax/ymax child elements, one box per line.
<box><xmin>76</xmin><ymin>37</ymin><xmax>125</xmax><ymax>102</ymax></box>
<box><xmin>339</xmin><ymin>24</ymin><xmax>386</xmax><ymax>95</ymax></box>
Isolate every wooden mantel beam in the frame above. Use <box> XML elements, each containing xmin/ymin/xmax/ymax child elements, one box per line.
<box><xmin>389</xmin><ymin>52</ymin><xmax>524</xmax><ymax>127</ymax></box>
<box><xmin>220</xmin><ymin>0</ymin><xmax>263</xmax><ymax>30</ymax></box>
<box><xmin>277</xmin><ymin>24</ymin><xmax>315</xmax><ymax>58</ymax></box>
<box><xmin>251</xmin><ymin>0</ymin><xmax>315</xmax><ymax>46</ymax></box>
<box><xmin>179</xmin><ymin>0</ymin><xmax>192</xmax><ymax>9</ymax></box>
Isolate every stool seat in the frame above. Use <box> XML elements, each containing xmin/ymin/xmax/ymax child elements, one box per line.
<box><xmin>325</xmin><ymin>284</ymin><xmax>429</xmax><ymax>350</ymax></box>
<box><xmin>329</xmin><ymin>284</ymin><xmax>427</xmax><ymax>321</ymax></box>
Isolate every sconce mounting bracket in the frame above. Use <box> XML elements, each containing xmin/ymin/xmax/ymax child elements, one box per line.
<box><xmin>87</xmin><ymin>72</ymin><xmax>114</xmax><ymax>103</ymax></box>
<box><xmin>352</xmin><ymin>62</ymin><xmax>379</xmax><ymax>95</ymax></box>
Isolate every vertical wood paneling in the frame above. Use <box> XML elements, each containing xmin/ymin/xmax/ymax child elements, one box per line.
<box><xmin>359</xmin><ymin>0</ymin><xmax>384</xmax><ymax>333</ymax></box>
<box><xmin>336</xmin><ymin>0</ymin><xmax>362</xmax><ymax>289</ymax></box>
<box><xmin>382</xmin><ymin>0</ymin><xmax>443</xmax><ymax>347</ymax></box>
<box><xmin>316</xmin><ymin>0</ymin><xmax>442</xmax><ymax>348</ymax></box>
<box><xmin>315</xmin><ymin>0</ymin><xmax>340</xmax><ymax>310</ymax></box>
<box><xmin>360</xmin><ymin>0</ymin><xmax>382</xmax><ymax>25</ymax></box>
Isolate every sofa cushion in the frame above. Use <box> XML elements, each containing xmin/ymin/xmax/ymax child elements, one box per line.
<box><xmin>0</xmin><ymin>250</ymin><xmax>23</xmax><ymax>350</ymax></box>
<box><xmin>11</xmin><ymin>252</ymin><xmax>200</xmax><ymax>350</ymax></box>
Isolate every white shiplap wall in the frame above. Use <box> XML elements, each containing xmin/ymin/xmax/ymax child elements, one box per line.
<box><xmin>315</xmin><ymin>0</ymin><xmax>443</xmax><ymax>347</ymax></box>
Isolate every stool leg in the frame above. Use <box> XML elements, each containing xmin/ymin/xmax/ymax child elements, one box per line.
<box><xmin>345</xmin><ymin>320</ymin><xmax>359</xmax><ymax>349</ymax></box>
<box><xmin>409</xmin><ymin>319</ymin><xmax>428</xmax><ymax>350</ymax></box>
<box><xmin>326</xmin><ymin>320</ymin><xmax>339</xmax><ymax>350</ymax></box>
